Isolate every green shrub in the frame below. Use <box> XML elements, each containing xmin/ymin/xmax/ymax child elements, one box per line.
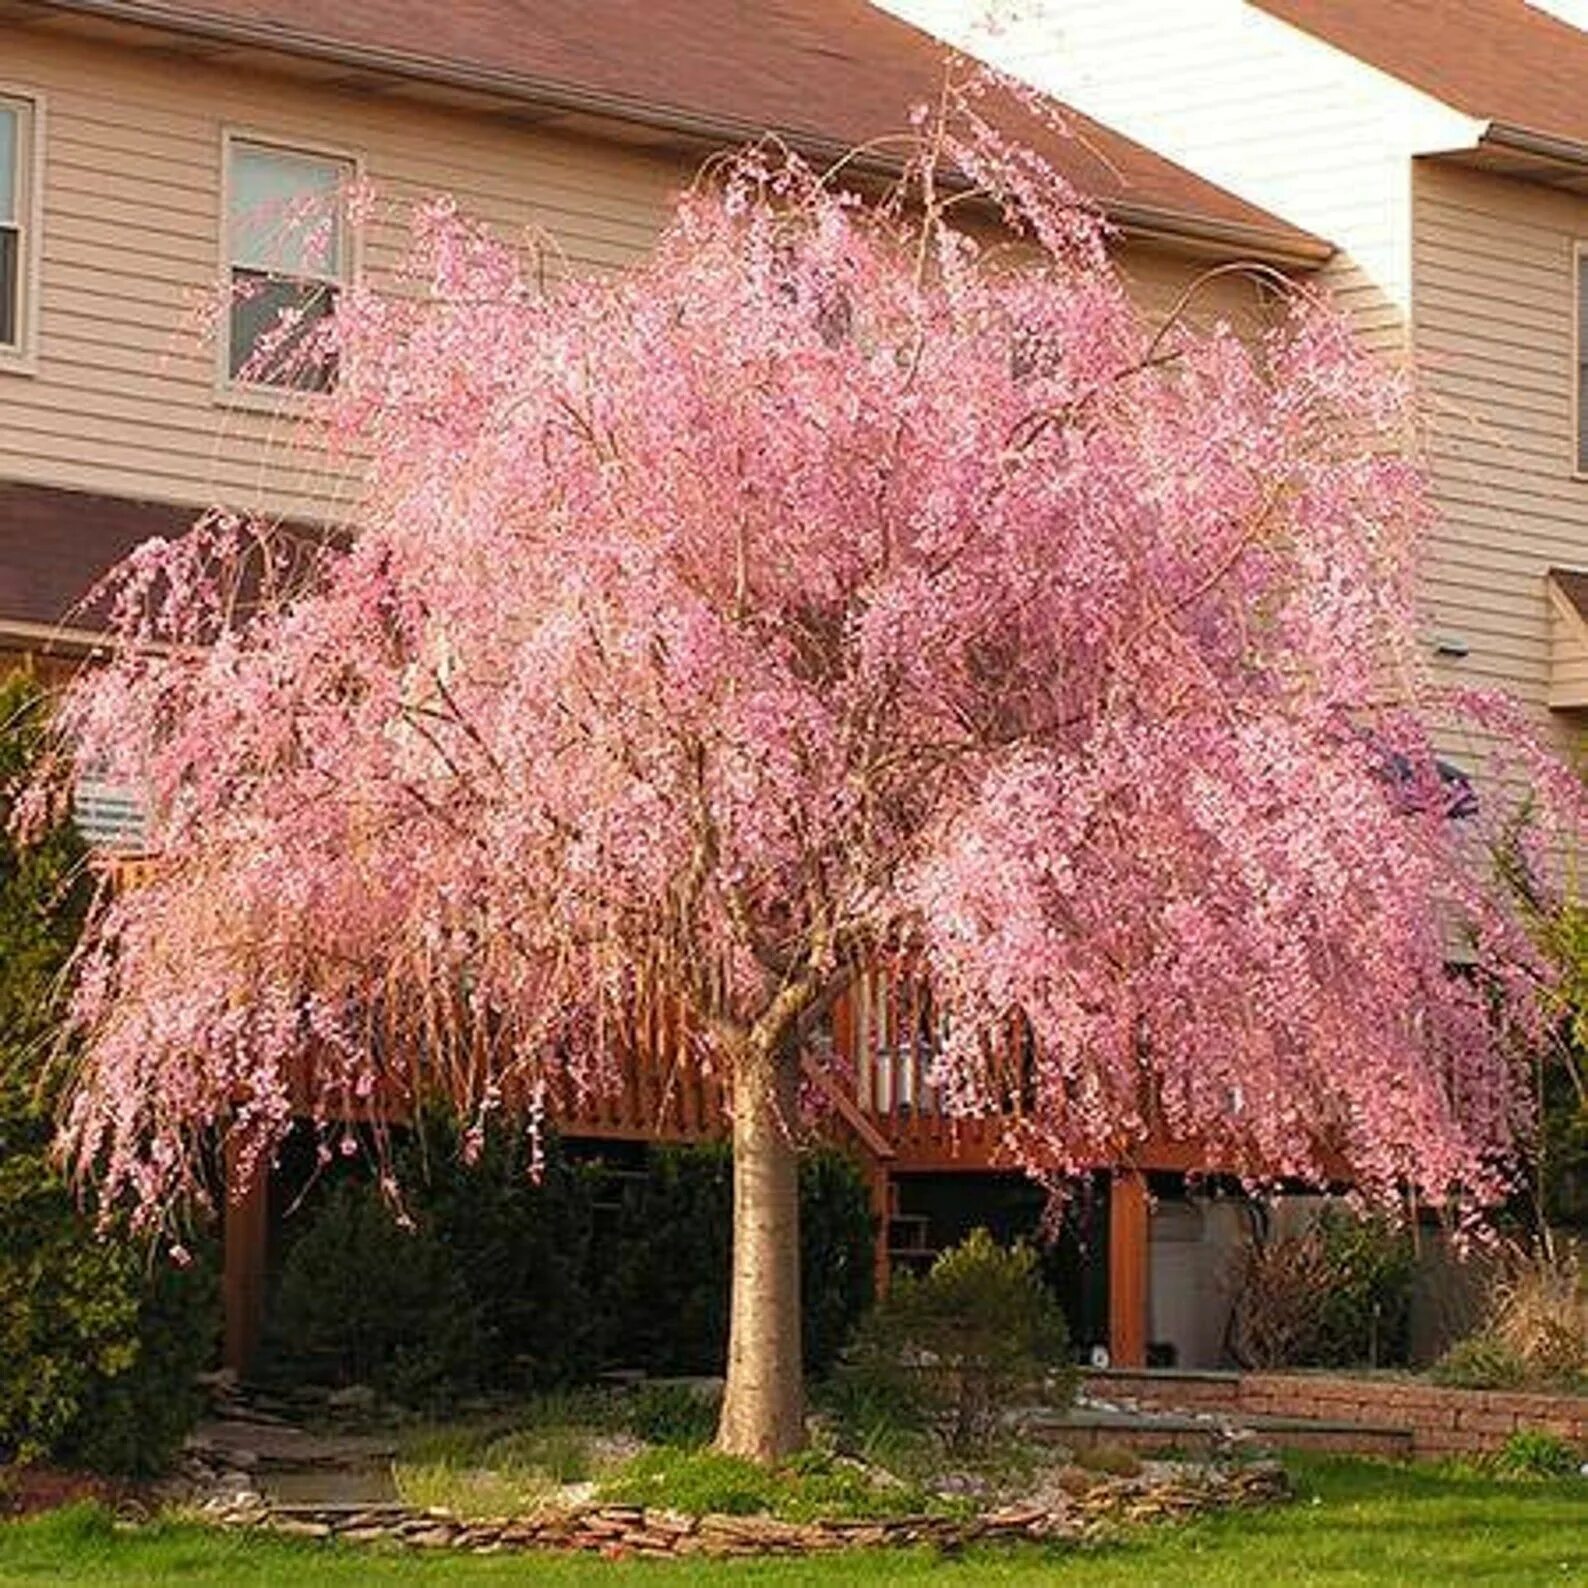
<box><xmin>264</xmin><ymin>1176</ymin><xmax>487</xmax><ymax>1403</ymax></box>
<box><xmin>1313</xmin><ymin>1210</ymin><xmax>1415</xmax><ymax>1368</ymax></box>
<box><xmin>596</xmin><ymin>1142</ymin><xmax>873</xmax><ymax>1379</ymax></box>
<box><xmin>262</xmin><ymin>1132</ymin><xmax>874</xmax><ymax>1404</ymax></box>
<box><xmin>0</xmin><ymin>673</ymin><xmax>218</xmax><ymax>1475</ymax></box>
<box><xmin>835</xmin><ymin>1228</ymin><xmax>1074</xmax><ymax>1453</ymax></box>
<box><xmin>595</xmin><ymin>1146</ymin><xmax>732</xmax><ymax>1376</ymax></box>
<box><xmin>1492</xmin><ymin>1428</ymin><xmax>1582</xmax><ymax>1479</ymax></box>
<box><xmin>1430</xmin><ymin>1332</ymin><xmax>1531</xmax><ymax>1390</ymax></box>
<box><xmin>1227</xmin><ymin>1207</ymin><xmax>1415</xmax><ymax>1370</ymax></box>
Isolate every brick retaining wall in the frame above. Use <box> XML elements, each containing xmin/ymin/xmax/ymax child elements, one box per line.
<box><xmin>1083</xmin><ymin>1370</ymin><xmax>1588</xmax><ymax>1460</ymax></box>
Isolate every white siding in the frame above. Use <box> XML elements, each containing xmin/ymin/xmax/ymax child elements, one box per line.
<box><xmin>882</xmin><ymin>0</ymin><xmax>1482</xmax><ymax>353</ymax></box>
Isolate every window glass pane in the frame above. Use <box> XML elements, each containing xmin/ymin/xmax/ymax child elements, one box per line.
<box><xmin>229</xmin><ymin>143</ymin><xmax>345</xmax><ymax>277</ymax></box>
<box><xmin>1579</xmin><ymin>257</ymin><xmax>1588</xmax><ymax>470</ymax></box>
<box><xmin>0</xmin><ymin>106</ymin><xmax>16</xmax><ymax>225</ymax></box>
<box><xmin>0</xmin><ymin>228</ymin><xmax>15</xmax><ymax>347</ymax></box>
<box><xmin>229</xmin><ymin>269</ymin><xmax>338</xmax><ymax>390</ymax></box>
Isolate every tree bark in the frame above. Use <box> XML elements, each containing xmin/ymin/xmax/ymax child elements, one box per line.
<box><xmin>716</xmin><ymin>1039</ymin><xmax>805</xmax><ymax>1461</ymax></box>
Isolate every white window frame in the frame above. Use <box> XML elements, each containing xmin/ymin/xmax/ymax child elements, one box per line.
<box><xmin>1574</xmin><ymin>240</ymin><xmax>1588</xmax><ymax>478</ymax></box>
<box><xmin>0</xmin><ymin>86</ymin><xmax>43</xmax><ymax>375</ymax></box>
<box><xmin>216</xmin><ymin>127</ymin><xmax>359</xmax><ymax>409</ymax></box>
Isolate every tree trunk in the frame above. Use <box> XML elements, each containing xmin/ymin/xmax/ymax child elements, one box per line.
<box><xmin>716</xmin><ymin>1040</ymin><xmax>804</xmax><ymax>1461</ymax></box>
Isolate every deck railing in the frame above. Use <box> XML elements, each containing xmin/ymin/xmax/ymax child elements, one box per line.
<box><xmin>102</xmin><ymin>854</ymin><xmax>1031</xmax><ymax>1167</ymax></box>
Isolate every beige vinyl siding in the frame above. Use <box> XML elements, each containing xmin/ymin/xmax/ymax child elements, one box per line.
<box><xmin>1412</xmin><ymin>160</ymin><xmax>1588</xmax><ymax>740</ymax></box>
<box><xmin>0</xmin><ymin>21</ymin><xmax>1285</xmax><ymax>543</ymax></box>
<box><xmin>0</xmin><ymin>26</ymin><xmax>681</xmax><ymax>524</ymax></box>
<box><xmin>0</xmin><ymin>24</ymin><xmax>1280</xmax><ymax>540</ymax></box>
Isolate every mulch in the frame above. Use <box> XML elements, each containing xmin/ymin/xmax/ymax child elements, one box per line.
<box><xmin>0</xmin><ymin>1465</ymin><xmax>151</xmax><ymax>1520</ymax></box>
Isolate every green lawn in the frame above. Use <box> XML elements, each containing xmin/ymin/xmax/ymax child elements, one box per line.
<box><xmin>0</xmin><ymin>1459</ymin><xmax>1583</xmax><ymax>1586</ymax></box>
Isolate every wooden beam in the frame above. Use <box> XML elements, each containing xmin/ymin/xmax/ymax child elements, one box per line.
<box><xmin>1108</xmin><ymin>1169</ymin><xmax>1149</xmax><ymax>1369</ymax></box>
<box><xmin>867</xmin><ymin>1163</ymin><xmax>892</xmax><ymax>1301</ymax></box>
<box><xmin>222</xmin><ymin>1138</ymin><xmax>269</xmax><ymax>1377</ymax></box>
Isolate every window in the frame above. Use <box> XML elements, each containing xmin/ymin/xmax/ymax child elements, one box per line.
<box><xmin>1578</xmin><ymin>246</ymin><xmax>1588</xmax><ymax>472</ymax></box>
<box><xmin>0</xmin><ymin>93</ymin><xmax>36</xmax><ymax>356</ymax></box>
<box><xmin>73</xmin><ymin>774</ymin><xmax>147</xmax><ymax>851</ymax></box>
<box><xmin>225</xmin><ymin>137</ymin><xmax>351</xmax><ymax>391</ymax></box>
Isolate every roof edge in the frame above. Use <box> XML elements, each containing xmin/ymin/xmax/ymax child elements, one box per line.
<box><xmin>30</xmin><ymin>0</ymin><xmax>1328</xmax><ymax>265</ymax></box>
<box><xmin>1108</xmin><ymin>201</ymin><xmax>1333</xmax><ymax>269</ymax></box>
<box><xmin>1480</xmin><ymin>119</ymin><xmax>1588</xmax><ymax>172</ymax></box>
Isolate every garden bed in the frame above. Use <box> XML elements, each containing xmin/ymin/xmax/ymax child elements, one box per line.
<box><xmin>200</xmin><ymin>1462</ymin><xmax>1290</xmax><ymax>1558</ymax></box>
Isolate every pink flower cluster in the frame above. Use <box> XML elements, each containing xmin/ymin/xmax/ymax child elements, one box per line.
<box><xmin>45</xmin><ymin>95</ymin><xmax>1584</xmax><ymax>1232</ymax></box>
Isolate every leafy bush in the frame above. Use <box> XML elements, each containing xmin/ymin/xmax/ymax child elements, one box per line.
<box><xmin>0</xmin><ymin>673</ymin><xmax>217</xmax><ymax>1475</ymax></box>
<box><xmin>835</xmin><ymin>1228</ymin><xmax>1074</xmax><ymax>1453</ymax></box>
<box><xmin>598</xmin><ymin>1142</ymin><xmax>873</xmax><ymax>1378</ymax></box>
<box><xmin>1226</xmin><ymin>1208</ymin><xmax>1414</xmax><ymax>1370</ymax></box>
<box><xmin>1493</xmin><ymin>1429</ymin><xmax>1582</xmax><ymax>1480</ymax></box>
<box><xmin>264</xmin><ymin>1176</ymin><xmax>487</xmax><ymax>1403</ymax></box>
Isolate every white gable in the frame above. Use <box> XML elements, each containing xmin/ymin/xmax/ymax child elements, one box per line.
<box><xmin>879</xmin><ymin>0</ymin><xmax>1482</xmax><ymax>327</ymax></box>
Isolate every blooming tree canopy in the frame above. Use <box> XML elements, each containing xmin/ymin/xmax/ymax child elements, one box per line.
<box><xmin>38</xmin><ymin>90</ymin><xmax>1586</xmax><ymax>1456</ymax></box>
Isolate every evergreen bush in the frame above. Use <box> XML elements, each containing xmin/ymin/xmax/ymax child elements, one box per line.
<box><xmin>261</xmin><ymin>1131</ymin><xmax>874</xmax><ymax>1401</ymax></box>
<box><xmin>0</xmin><ymin>673</ymin><xmax>216</xmax><ymax>1475</ymax></box>
<box><xmin>835</xmin><ymin>1228</ymin><xmax>1074</xmax><ymax>1453</ymax></box>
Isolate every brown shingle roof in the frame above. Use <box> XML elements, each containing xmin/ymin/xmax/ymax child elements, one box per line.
<box><xmin>0</xmin><ymin>482</ymin><xmax>193</xmax><ymax>636</ymax></box>
<box><xmin>1254</xmin><ymin>0</ymin><xmax>1588</xmax><ymax>148</ymax></box>
<box><xmin>36</xmin><ymin>0</ymin><xmax>1324</xmax><ymax>255</ymax></box>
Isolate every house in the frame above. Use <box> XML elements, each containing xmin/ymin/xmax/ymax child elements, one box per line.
<box><xmin>0</xmin><ymin>0</ymin><xmax>1333</xmax><ymax>1377</ymax></box>
<box><xmin>882</xmin><ymin>0</ymin><xmax>1588</xmax><ymax>1366</ymax></box>
<box><xmin>886</xmin><ymin>0</ymin><xmax>1588</xmax><ymax>750</ymax></box>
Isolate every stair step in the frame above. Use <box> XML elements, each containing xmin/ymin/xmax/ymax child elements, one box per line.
<box><xmin>1032</xmin><ymin>1407</ymin><xmax>1414</xmax><ymax>1460</ymax></box>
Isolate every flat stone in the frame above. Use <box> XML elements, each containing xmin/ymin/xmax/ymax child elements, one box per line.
<box><xmin>270</xmin><ymin>1519</ymin><xmax>332</xmax><ymax>1539</ymax></box>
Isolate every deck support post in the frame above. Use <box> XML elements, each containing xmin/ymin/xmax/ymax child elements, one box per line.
<box><xmin>868</xmin><ymin>1163</ymin><xmax>892</xmax><ymax>1300</ymax></box>
<box><xmin>222</xmin><ymin>1138</ymin><xmax>268</xmax><ymax>1377</ymax></box>
<box><xmin>1108</xmin><ymin>1168</ymin><xmax>1149</xmax><ymax>1369</ymax></box>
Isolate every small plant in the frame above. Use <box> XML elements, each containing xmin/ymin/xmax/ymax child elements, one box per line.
<box><xmin>1488</xmin><ymin>1244</ymin><xmax>1588</xmax><ymax>1384</ymax></box>
<box><xmin>834</xmin><ymin>1228</ymin><xmax>1075</xmax><ymax>1454</ymax></box>
<box><xmin>1433</xmin><ymin>1240</ymin><xmax>1588</xmax><ymax>1391</ymax></box>
<box><xmin>622</xmin><ymin>1381</ymin><xmax>718</xmax><ymax>1449</ymax></box>
<box><xmin>1225</xmin><ymin>1208</ymin><xmax>1414</xmax><ymax>1370</ymax></box>
<box><xmin>1492</xmin><ymin>1429</ymin><xmax>1581</xmax><ymax>1480</ymax></box>
<box><xmin>1430</xmin><ymin>1332</ymin><xmax>1531</xmax><ymax>1390</ymax></box>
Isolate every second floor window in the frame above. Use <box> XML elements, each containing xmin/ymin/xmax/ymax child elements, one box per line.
<box><xmin>1578</xmin><ymin>247</ymin><xmax>1588</xmax><ymax>474</ymax></box>
<box><xmin>225</xmin><ymin>137</ymin><xmax>350</xmax><ymax>391</ymax></box>
<box><xmin>0</xmin><ymin>94</ymin><xmax>35</xmax><ymax>354</ymax></box>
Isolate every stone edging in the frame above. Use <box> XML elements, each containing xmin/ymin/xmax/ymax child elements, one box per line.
<box><xmin>206</xmin><ymin>1464</ymin><xmax>1289</xmax><ymax>1557</ymax></box>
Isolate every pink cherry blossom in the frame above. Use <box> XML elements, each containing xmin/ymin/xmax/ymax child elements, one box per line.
<box><xmin>39</xmin><ymin>90</ymin><xmax>1585</xmax><ymax>1254</ymax></box>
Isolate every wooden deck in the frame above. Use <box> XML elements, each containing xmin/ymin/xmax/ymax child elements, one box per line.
<box><xmin>100</xmin><ymin>854</ymin><xmax>1160</xmax><ymax>1373</ymax></box>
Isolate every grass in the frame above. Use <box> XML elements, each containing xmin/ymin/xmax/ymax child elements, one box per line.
<box><xmin>1</xmin><ymin>1457</ymin><xmax>1585</xmax><ymax>1585</ymax></box>
<box><xmin>594</xmin><ymin>1445</ymin><xmax>948</xmax><ymax>1520</ymax></box>
<box><xmin>392</xmin><ymin>1404</ymin><xmax>627</xmax><ymax>1518</ymax></box>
